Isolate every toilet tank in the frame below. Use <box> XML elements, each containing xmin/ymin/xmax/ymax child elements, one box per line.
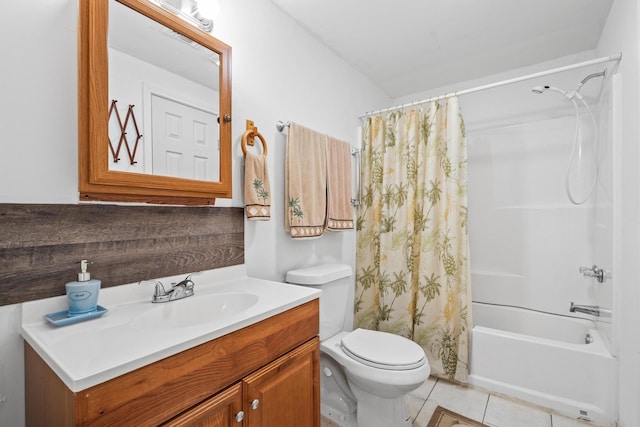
<box><xmin>286</xmin><ymin>264</ymin><xmax>352</xmax><ymax>340</ymax></box>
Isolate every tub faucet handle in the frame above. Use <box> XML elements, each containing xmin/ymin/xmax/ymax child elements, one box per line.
<box><xmin>579</xmin><ymin>265</ymin><xmax>605</xmax><ymax>283</ymax></box>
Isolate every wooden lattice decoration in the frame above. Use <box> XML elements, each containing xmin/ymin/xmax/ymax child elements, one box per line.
<box><xmin>108</xmin><ymin>100</ymin><xmax>143</xmax><ymax>165</ymax></box>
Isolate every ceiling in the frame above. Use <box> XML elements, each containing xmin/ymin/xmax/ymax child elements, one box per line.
<box><xmin>269</xmin><ymin>0</ymin><xmax>614</xmax><ymax>99</ymax></box>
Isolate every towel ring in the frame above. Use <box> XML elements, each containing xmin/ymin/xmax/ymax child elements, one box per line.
<box><xmin>241</xmin><ymin>129</ymin><xmax>268</xmax><ymax>156</ymax></box>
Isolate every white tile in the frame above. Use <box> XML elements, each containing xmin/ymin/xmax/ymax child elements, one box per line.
<box><xmin>425</xmin><ymin>379</ymin><xmax>489</xmax><ymax>422</ymax></box>
<box><xmin>407</xmin><ymin>394</ymin><xmax>426</xmax><ymax>422</ymax></box>
<box><xmin>551</xmin><ymin>413</ymin><xmax>604</xmax><ymax>427</ymax></box>
<box><xmin>408</xmin><ymin>375</ymin><xmax>437</xmax><ymax>400</ymax></box>
<box><xmin>484</xmin><ymin>395</ymin><xmax>551</xmax><ymax>427</ymax></box>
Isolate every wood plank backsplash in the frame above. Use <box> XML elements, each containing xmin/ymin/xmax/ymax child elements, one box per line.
<box><xmin>0</xmin><ymin>204</ymin><xmax>244</xmax><ymax>306</ymax></box>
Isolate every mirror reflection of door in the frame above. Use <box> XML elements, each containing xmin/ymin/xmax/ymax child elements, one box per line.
<box><xmin>108</xmin><ymin>0</ymin><xmax>221</xmax><ymax>181</ymax></box>
<box><xmin>151</xmin><ymin>94</ymin><xmax>219</xmax><ymax>181</ymax></box>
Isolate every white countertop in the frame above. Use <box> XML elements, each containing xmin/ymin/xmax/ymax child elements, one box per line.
<box><xmin>21</xmin><ymin>265</ymin><xmax>320</xmax><ymax>392</ymax></box>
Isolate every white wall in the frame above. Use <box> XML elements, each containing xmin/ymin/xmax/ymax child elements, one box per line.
<box><xmin>0</xmin><ymin>1</ymin><xmax>79</xmax><ymax>424</ymax></box>
<box><xmin>210</xmin><ymin>0</ymin><xmax>390</xmax><ymax>334</ymax></box>
<box><xmin>0</xmin><ymin>1</ymin><xmax>389</xmax><ymax>425</ymax></box>
<box><xmin>0</xmin><ymin>0</ymin><xmax>79</xmax><ymax>204</ymax></box>
<box><xmin>594</xmin><ymin>70</ymin><xmax>616</xmax><ymax>352</ymax></box>
<box><xmin>596</xmin><ymin>0</ymin><xmax>640</xmax><ymax>426</ymax></box>
<box><xmin>467</xmin><ymin>113</ymin><xmax>602</xmax><ymax>315</ymax></box>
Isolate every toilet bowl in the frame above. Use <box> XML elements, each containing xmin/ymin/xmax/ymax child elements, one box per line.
<box><xmin>286</xmin><ymin>264</ymin><xmax>430</xmax><ymax>427</ymax></box>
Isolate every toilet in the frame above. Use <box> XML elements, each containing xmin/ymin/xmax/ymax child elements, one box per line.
<box><xmin>286</xmin><ymin>264</ymin><xmax>430</xmax><ymax>427</ymax></box>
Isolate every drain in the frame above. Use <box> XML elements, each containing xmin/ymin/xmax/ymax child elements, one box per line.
<box><xmin>578</xmin><ymin>409</ymin><xmax>591</xmax><ymax>421</ymax></box>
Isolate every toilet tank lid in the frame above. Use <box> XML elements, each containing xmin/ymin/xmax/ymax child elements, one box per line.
<box><xmin>286</xmin><ymin>264</ymin><xmax>352</xmax><ymax>285</ymax></box>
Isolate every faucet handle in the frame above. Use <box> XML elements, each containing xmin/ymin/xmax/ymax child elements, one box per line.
<box><xmin>139</xmin><ymin>280</ymin><xmax>169</xmax><ymax>297</ymax></box>
<box><xmin>579</xmin><ymin>265</ymin><xmax>606</xmax><ymax>283</ymax></box>
<box><xmin>180</xmin><ymin>272</ymin><xmax>201</xmax><ymax>287</ymax></box>
<box><xmin>184</xmin><ymin>271</ymin><xmax>202</xmax><ymax>281</ymax></box>
<box><xmin>176</xmin><ymin>273</ymin><xmax>198</xmax><ymax>296</ymax></box>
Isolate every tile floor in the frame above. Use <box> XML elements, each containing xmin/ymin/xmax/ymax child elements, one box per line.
<box><xmin>408</xmin><ymin>377</ymin><xmax>606</xmax><ymax>427</ymax></box>
<box><xmin>322</xmin><ymin>376</ymin><xmax>608</xmax><ymax>427</ymax></box>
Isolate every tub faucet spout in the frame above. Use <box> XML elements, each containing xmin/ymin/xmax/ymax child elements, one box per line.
<box><xmin>569</xmin><ymin>302</ymin><xmax>600</xmax><ymax>316</ymax></box>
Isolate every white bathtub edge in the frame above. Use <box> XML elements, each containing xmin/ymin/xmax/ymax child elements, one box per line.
<box><xmin>468</xmin><ymin>374</ymin><xmax>616</xmax><ymax>426</ymax></box>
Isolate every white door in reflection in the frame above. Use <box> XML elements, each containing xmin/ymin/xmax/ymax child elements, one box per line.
<box><xmin>151</xmin><ymin>94</ymin><xmax>219</xmax><ymax>181</ymax></box>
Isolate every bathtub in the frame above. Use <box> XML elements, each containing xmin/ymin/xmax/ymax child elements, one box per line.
<box><xmin>468</xmin><ymin>302</ymin><xmax>617</xmax><ymax>426</ymax></box>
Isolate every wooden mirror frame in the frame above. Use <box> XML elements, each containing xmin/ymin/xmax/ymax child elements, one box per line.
<box><xmin>78</xmin><ymin>0</ymin><xmax>232</xmax><ymax>205</ymax></box>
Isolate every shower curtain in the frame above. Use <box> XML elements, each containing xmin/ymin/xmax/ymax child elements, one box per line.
<box><xmin>355</xmin><ymin>98</ymin><xmax>472</xmax><ymax>381</ymax></box>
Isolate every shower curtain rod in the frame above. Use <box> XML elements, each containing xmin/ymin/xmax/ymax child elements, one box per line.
<box><xmin>359</xmin><ymin>53</ymin><xmax>622</xmax><ymax>119</ymax></box>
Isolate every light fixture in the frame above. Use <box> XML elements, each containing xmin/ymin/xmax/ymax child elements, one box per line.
<box><xmin>162</xmin><ymin>27</ymin><xmax>202</xmax><ymax>48</ymax></box>
<box><xmin>196</xmin><ymin>0</ymin><xmax>220</xmax><ymax>22</ymax></box>
<box><xmin>158</xmin><ymin>0</ymin><xmax>213</xmax><ymax>32</ymax></box>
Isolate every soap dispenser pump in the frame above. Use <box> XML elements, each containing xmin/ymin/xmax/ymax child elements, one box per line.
<box><xmin>65</xmin><ymin>260</ymin><xmax>101</xmax><ymax>316</ymax></box>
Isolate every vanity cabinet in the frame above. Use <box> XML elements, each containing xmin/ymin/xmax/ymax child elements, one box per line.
<box><xmin>164</xmin><ymin>339</ymin><xmax>318</xmax><ymax>426</ymax></box>
<box><xmin>25</xmin><ymin>300</ymin><xmax>319</xmax><ymax>426</ymax></box>
<box><xmin>164</xmin><ymin>383</ymin><xmax>243</xmax><ymax>427</ymax></box>
<box><xmin>242</xmin><ymin>338</ymin><xmax>318</xmax><ymax>426</ymax></box>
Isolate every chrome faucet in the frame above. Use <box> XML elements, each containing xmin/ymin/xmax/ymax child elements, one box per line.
<box><xmin>139</xmin><ymin>273</ymin><xmax>198</xmax><ymax>303</ymax></box>
<box><xmin>579</xmin><ymin>265</ymin><xmax>605</xmax><ymax>283</ymax></box>
<box><xmin>569</xmin><ymin>302</ymin><xmax>600</xmax><ymax>317</ymax></box>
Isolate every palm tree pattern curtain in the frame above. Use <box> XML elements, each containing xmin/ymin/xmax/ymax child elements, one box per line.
<box><xmin>355</xmin><ymin>98</ymin><xmax>472</xmax><ymax>381</ymax></box>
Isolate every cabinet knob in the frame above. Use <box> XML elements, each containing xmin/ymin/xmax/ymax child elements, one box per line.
<box><xmin>235</xmin><ymin>411</ymin><xmax>244</xmax><ymax>422</ymax></box>
<box><xmin>251</xmin><ymin>399</ymin><xmax>260</xmax><ymax>410</ymax></box>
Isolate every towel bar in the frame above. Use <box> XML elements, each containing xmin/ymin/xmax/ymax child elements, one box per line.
<box><xmin>278</xmin><ymin>120</ymin><xmax>362</xmax><ymax>207</ymax></box>
<box><xmin>351</xmin><ymin>148</ymin><xmax>361</xmax><ymax>207</ymax></box>
<box><xmin>276</xmin><ymin>120</ymin><xmax>291</xmax><ymax>132</ymax></box>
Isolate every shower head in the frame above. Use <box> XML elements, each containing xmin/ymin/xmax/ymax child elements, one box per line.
<box><xmin>580</xmin><ymin>71</ymin><xmax>606</xmax><ymax>86</ymax></box>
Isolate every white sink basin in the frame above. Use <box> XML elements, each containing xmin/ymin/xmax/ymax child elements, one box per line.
<box><xmin>130</xmin><ymin>292</ymin><xmax>259</xmax><ymax>329</ymax></box>
<box><xmin>21</xmin><ymin>267</ymin><xmax>321</xmax><ymax>392</ymax></box>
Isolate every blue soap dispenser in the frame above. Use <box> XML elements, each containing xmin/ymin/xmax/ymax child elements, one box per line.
<box><xmin>66</xmin><ymin>260</ymin><xmax>101</xmax><ymax>316</ymax></box>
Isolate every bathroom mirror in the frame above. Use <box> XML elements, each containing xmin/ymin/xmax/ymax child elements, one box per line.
<box><xmin>78</xmin><ymin>0</ymin><xmax>232</xmax><ymax>205</ymax></box>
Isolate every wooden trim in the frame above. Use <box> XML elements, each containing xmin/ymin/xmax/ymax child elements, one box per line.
<box><xmin>80</xmin><ymin>192</ymin><xmax>216</xmax><ymax>205</ymax></box>
<box><xmin>312</xmin><ymin>337</ymin><xmax>321</xmax><ymax>427</ymax></box>
<box><xmin>25</xmin><ymin>344</ymin><xmax>77</xmax><ymax>426</ymax></box>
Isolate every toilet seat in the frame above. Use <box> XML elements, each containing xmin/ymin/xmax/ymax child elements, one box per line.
<box><xmin>341</xmin><ymin>328</ymin><xmax>426</xmax><ymax>371</ymax></box>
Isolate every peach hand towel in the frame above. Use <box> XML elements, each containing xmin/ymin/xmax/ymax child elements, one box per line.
<box><xmin>244</xmin><ymin>152</ymin><xmax>271</xmax><ymax>220</ymax></box>
<box><xmin>326</xmin><ymin>137</ymin><xmax>354</xmax><ymax>231</ymax></box>
<box><xmin>285</xmin><ymin>123</ymin><xmax>327</xmax><ymax>238</ymax></box>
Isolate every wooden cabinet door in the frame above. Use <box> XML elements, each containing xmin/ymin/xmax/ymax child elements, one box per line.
<box><xmin>243</xmin><ymin>338</ymin><xmax>319</xmax><ymax>427</ymax></box>
<box><xmin>163</xmin><ymin>383</ymin><xmax>243</xmax><ymax>427</ymax></box>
